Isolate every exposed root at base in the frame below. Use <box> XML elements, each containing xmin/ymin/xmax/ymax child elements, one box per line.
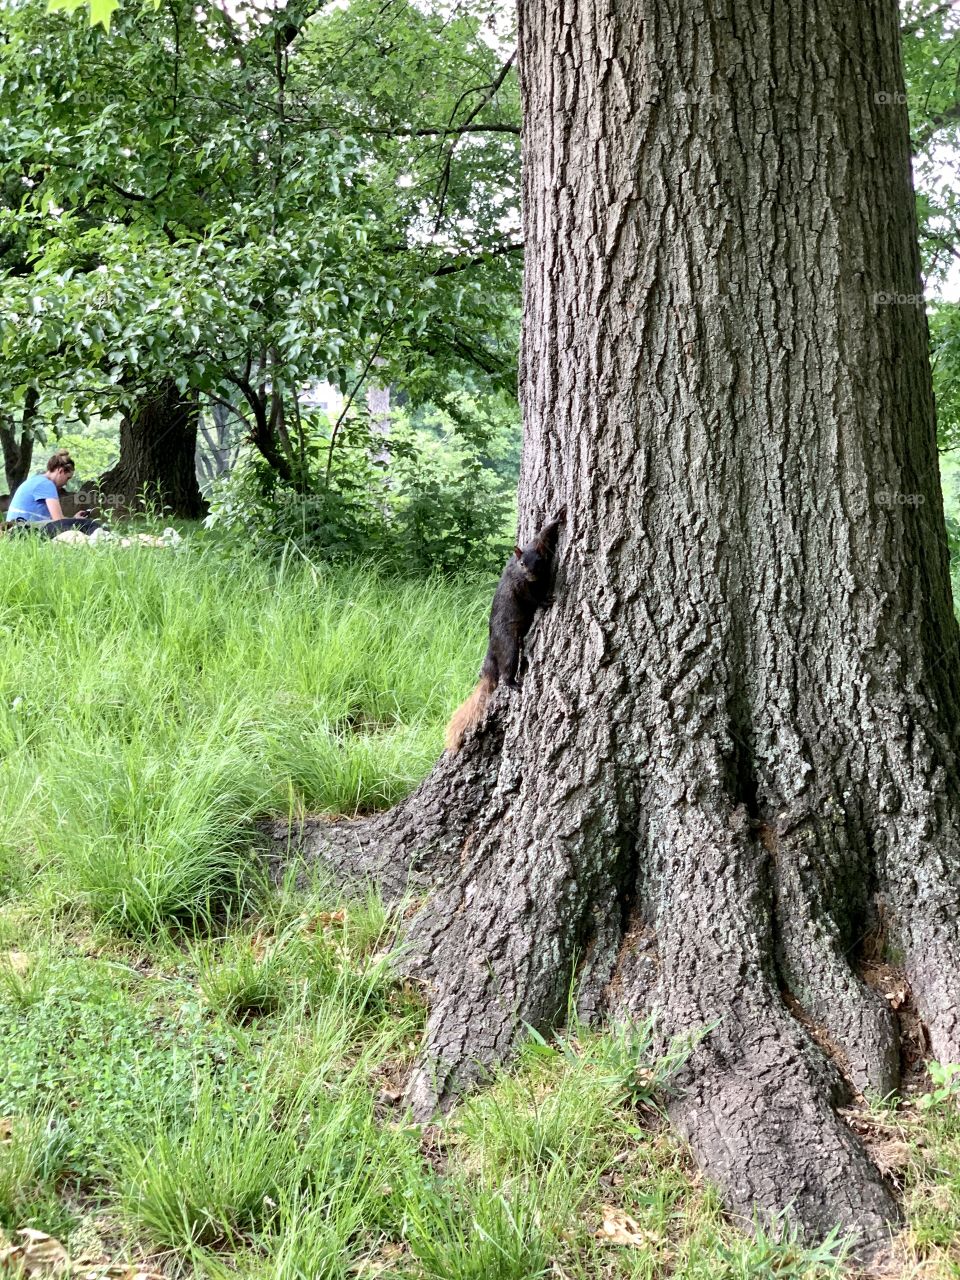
<box><xmin>668</xmin><ymin>1005</ymin><xmax>900</xmax><ymax>1258</ymax></box>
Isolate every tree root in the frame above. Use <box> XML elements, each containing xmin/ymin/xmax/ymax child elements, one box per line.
<box><xmin>770</xmin><ymin>821</ymin><xmax>899</xmax><ymax>1096</ymax></box>
<box><xmin>392</xmin><ymin>791</ymin><xmax>908</xmax><ymax>1253</ymax></box>
<box><xmin>883</xmin><ymin>802</ymin><xmax>960</xmax><ymax>1064</ymax></box>
<box><xmin>669</xmin><ymin>1013</ymin><xmax>899</xmax><ymax>1254</ymax></box>
<box><xmin>647</xmin><ymin>799</ymin><xmax>900</xmax><ymax>1252</ymax></box>
<box><xmin>268</xmin><ymin>709</ymin><xmax>507</xmax><ymax>901</ymax></box>
<box><xmin>263</xmin><ymin>727</ymin><xmax>960</xmax><ymax>1255</ymax></box>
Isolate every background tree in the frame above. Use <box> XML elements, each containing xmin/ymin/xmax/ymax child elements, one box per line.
<box><xmin>0</xmin><ymin>389</ymin><xmax>37</xmax><ymax>495</ymax></box>
<box><xmin>196</xmin><ymin>396</ymin><xmax>245</xmax><ymax>492</ymax></box>
<box><xmin>0</xmin><ymin>0</ymin><xmax>522</xmax><ymax>513</ymax></box>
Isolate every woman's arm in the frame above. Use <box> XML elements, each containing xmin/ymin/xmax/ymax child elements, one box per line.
<box><xmin>44</xmin><ymin>496</ymin><xmax>65</xmax><ymax>521</ymax></box>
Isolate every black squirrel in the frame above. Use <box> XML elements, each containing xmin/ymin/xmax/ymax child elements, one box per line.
<box><xmin>445</xmin><ymin>506</ymin><xmax>566</xmax><ymax>753</ymax></box>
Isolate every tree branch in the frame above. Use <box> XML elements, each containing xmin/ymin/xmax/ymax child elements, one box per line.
<box><xmin>914</xmin><ymin>98</ymin><xmax>960</xmax><ymax>147</ymax></box>
<box><xmin>325</xmin><ymin>327</ymin><xmax>393</xmax><ymax>486</ymax></box>
<box><xmin>431</xmin><ymin>50</ymin><xmax>518</xmax><ymax>233</ymax></box>
<box><xmin>207</xmin><ymin>393</ymin><xmax>252</xmax><ymax>433</ymax></box>
<box><xmin>444</xmin><ymin>50</ymin><xmax>517</xmax><ymax>134</ymax></box>
<box><xmin>432</xmin><ymin>242</ymin><xmax>524</xmax><ymax>277</ymax></box>
<box><xmin>391</xmin><ymin>123</ymin><xmax>521</xmax><ymax>138</ymax></box>
<box><xmin>224</xmin><ymin>370</ymin><xmax>294</xmax><ymax>483</ymax></box>
<box><xmin>902</xmin><ymin>2</ymin><xmax>957</xmax><ymax>37</ymax></box>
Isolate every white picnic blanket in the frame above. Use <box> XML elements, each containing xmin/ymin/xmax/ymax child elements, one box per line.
<box><xmin>53</xmin><ymin>527</ymin><xmax>183</xmax><ymax>548</ymax></box>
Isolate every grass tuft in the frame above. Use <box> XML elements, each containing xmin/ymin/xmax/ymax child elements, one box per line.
<box><xmin>0</xmin><ymin>1113</ymin><xmax>71</xmax><ymax>1236</ymax></box>
<box><xmin>0</xmin><ymin>540</ymin><xmax>485</xmax><ymax>938</ymax></box>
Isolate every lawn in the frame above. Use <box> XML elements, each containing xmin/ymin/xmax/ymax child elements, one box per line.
<box><xmin>0</xmin><ymin>537</ymin><xmax>958</xmax><ymax>1278</ymax></box>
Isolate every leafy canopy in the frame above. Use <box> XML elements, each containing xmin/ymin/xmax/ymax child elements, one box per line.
<box><xmin>0</xmin><ymin>0</ymin><xmax>521</xmax><ymax>479</ymax></box>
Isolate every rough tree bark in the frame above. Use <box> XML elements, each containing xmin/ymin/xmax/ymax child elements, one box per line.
<box><xmin>290</xmin><ymin>0</ymin><xmax>960</xmax><ymax>1254</ymax></box>
<box><xmin>98</xmin><ymin>380</ymin><xmax>205</xmax><ymax>518</ymax></box>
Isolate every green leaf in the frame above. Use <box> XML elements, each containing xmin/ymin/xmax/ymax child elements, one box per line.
<box><xmin>88</xmin><ymin>0</ymin><xmax>119</xmax><ymax>27</ymax></box>
<box><xmin>47</xmin><ymin>0</ymin><xmax>159</xmax><ymax>25</ymax></box>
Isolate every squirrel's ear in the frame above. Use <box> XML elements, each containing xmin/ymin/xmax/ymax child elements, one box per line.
<box><xmin>514</xmin><ymin>545</ymin><xmax>523</xmax><ymax>558</ymax></box>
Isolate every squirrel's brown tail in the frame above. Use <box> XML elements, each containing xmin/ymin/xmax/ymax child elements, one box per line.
<box><xmin>445</xmin><ymin>672</ymin><xmax>496</xmax><ymax>753</ymax></box>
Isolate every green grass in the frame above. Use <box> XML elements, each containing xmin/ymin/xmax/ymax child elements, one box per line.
<box><xmin>0</xmin><ymin>536</ymin><xmax>958</xmax><ymax>1278</ymax></box>
<box><xmin>0</xmin><ymin>1112</ymin><xmax>70</xmax><ymax>1238</ymax></box>
<box><xmin>0</xmin><ymin>537</ymin><xmax>488</xmax><ymax>935</ymax></box>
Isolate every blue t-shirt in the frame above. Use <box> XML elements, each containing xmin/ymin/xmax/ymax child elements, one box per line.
<box><xmin>6</xmin><ymin>474</ymin><xmax>58</xmax><ymax>522</ymax></box>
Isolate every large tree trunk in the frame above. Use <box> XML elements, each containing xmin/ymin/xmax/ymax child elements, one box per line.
<box><xmin>290</xmin><ymin>0</ymin><xmax>960</xmax><ymax>1255</ymax></box>
<box><xmin>98</xmin><ymin>380</ymin><xmax>205</xmax><ymax>518</ymax></box>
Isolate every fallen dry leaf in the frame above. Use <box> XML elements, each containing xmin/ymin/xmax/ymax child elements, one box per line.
<box><xmin>69</xmin><ymin>1265</ymin><xmax>165</xmax><ymax>1279</ymax></box>
<box><xmin>314</xmin><ymin>910</ymin><xmax>346</xmax><ymax>927</ymax></box>
<box><xmin>249</xmin><ymin>931</ymin><xmax>272</xmax><ymax>961</ymax></box>
<box><xmin>871</xmin><ymin>1138</ymin><xmax>912</xmax><ymax>1176</ymax></box>
<box><xmin>348</xmin><ymin>1241</ymin><xmax>405</xmax><ymax>1276</ymax></box>
<box><xmin>0</xmin><ymin>1228</ymin><xmax>70</xmax><ymax>1275</ymax></box>
<box><xmin>595</xmin><ymin>1205</ymin><xmax>662</xmax><ymax>1247</ymax></box>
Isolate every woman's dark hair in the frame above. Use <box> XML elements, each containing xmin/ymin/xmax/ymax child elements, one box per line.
<box><xmin>46</xmin><ymin>449</ymin><xmax>75</xmax><ymax>475</ymax></box>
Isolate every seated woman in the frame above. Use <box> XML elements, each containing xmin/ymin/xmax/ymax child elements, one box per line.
<box><xmin>5</xmin><ymin>450</ymin><xmax>101</xmax><ymax>537</ymax></box>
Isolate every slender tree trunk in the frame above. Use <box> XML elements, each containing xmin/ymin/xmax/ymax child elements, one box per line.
<box><xmin>0</xmin><ymin>387</ymin><xmax>38</xmax><ymax>493</ymax></box>
<box><xmin>197</xmin><ymin>400</ymin><xmax>242</xmax><ymax>490</ymax></box>
<box><xmin>290</xmin><ymin>0</ymin><xmax>960</xmax><ymax>1253</ymax></box>
<box><xmin>98</xmin><ymin>380</ymin><xmax>205</xmax><ymax>518</ymax></box>
<box><xmin>366</xmin><ymin>361</ymin><xmax>392</xmax><ymax>467</ymax></box>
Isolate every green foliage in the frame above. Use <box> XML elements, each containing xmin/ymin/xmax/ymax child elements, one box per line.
<box><xmin>933</xmin><ymin>302</ymin><xmax>960</xmax><ymax>454</ymax></box>
<box><xmin>47</xmin><ymin>0</ymin><xmax>127</xmax><ymax>33</ymax></box>
<box><xmin>40</xmin><ymin>720</ymin><xmax>269</xmax><ymax>936</ymax></box>
<box><xmin>119</xmin><ymin>1046</ymin><xmax>426</xmax><ymax>1253</ymax></box>
<box><xmin>194</xmin><ymin>932</ymin><xmax>289</xmax><ymax>1023</ymax></box>
<box><xmin>205</xmin><ymin>407</ymin><xmax>516</xmax><ymax>574</ymax></box>
<box><xmin>456</xmin><ymin>1039</ymin><xmax>633</xmax><ymax>1184</ymax></box>
<box><xmin>192</xmin><ymin>902</ymin><xmax>411</xmax><ymax>1028</ymax></box>
<box><xmin>895</xmin><ymin>1073</ymin><xmax>960</xmax><ymax>1263</ymax></box>
<box><xmin>901</xmin><ymin>3</ymin><xmax>960</xmax><ymax>283</ymax></box>
<box><xmin>713</xmin><ymin>1219</ymin><xmax>850</xmax><ymax>1279</ymax></box>
<box><xmin>0</xmin><ymin>1112</ymin><xmax>72</xmax><ymax>1239</ymax></box>
<box><xmin>119</xmin><ymin>1069</ymin><xmax>292</xmax><ymax>1249</ymax></box>
<box><xmin>51</xmin><ymin>415</ymin><xmax>119</xmax><ymax>480</ymax></box>
<box><xmin>404</xmin><ymin>1182</ymin><xmax>551</xmax><ymax>1280</ymax></box>
<box><xmin>0</xmin><ymin>950</ymin><xmax>55</xmax><ymax>1010</ymax></box>
<box><xmin>929</xmin><ymin>305</ymin><xmax>960</xmax><ymax>565</ymax></box>
<box><xmin>0</xmin><ymin>954</ymin><xmax>231</xmax><ymax>1173</ymax></box>
<box><xmin>917</xmin><ymin>1061</ymin><xmax>960</xmax><ymax>1111</ymax></box>
<box><xmin>0</xmin><ymin>0</ymin><xmax>522</xmax><ymax>493</ymax></box>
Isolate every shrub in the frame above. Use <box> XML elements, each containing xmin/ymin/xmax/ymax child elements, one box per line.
<box><xmin>204</xmin><ymin>413</ymin><xmax>514</xmax><ymax>574</ymax></box>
